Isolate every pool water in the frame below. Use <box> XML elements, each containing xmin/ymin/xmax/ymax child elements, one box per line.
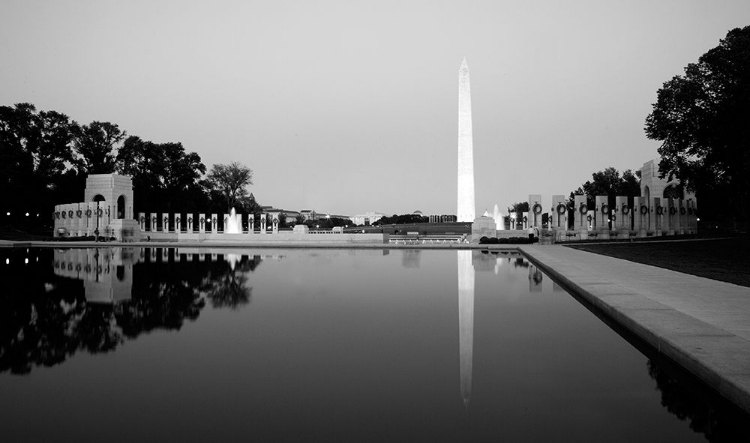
<box><xmin>0</xmin><ymin>247</ymin><xmax>746</xmax><ymax>442</ymax></box>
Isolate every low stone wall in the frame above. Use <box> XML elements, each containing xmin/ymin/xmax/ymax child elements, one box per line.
<box><xmin>139</xmin><ymin>231</ymin><xmax>389</xmax><ymax>244</ymax></box>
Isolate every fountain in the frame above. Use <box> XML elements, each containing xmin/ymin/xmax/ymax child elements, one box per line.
<box><xmin>226</xmin><ymin>208</ymin><xmax>241</xmax><ymax>234</ymax></box>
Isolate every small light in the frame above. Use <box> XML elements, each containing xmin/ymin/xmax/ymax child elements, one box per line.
<box><xmin>6</xmin><ymin>212</ymin><xmax>9</xmax><ymax>216</ymax></box>
<box><xmin>5</xmin><ymin>258</ymin><xmax>8</xmax><ymax>265</ymax></box>
<box><xmin>25</xmin><ymin>258</ymin><xmax>29</xmax><ymax>264</ymax></box>
<box><xmin>25</xmin><ymin>212</ymin><xmax>29</xmax><ymax>216</ymax></box>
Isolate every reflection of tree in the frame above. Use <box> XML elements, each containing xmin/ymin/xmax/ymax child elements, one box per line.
<box><xmin>648</xmin><ymin>359</ymin><xmax>750</xmax><ymax>441</ymax></box>
<box><xmin>199</xmin><ymin>256</ymin><xmax>260</xmax><ymax>310</ymax></box>
<box><xmin>0</xmin><ymin>250</ymin><xmax>261</xmax><ymax>375</ymax></box>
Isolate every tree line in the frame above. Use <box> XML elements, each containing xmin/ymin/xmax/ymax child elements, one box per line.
<box><xmin>0</xmin><ymin>103</ymin><xmax>257</xmax><ymax>227</ymax></box>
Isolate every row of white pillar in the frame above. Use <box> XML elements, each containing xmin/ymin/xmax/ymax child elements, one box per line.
<box><xmin>137</xmin><ymin>213</ymin><xmax>279</xmax><ymax>234</ymax></box>
<box><xmin>522</xmin><ymin>195</ymin><xmax>697</xmax><ymax>239</ymax></box>
<box><xmin>53</xmin><ymin>202</ymin><xmax>117</xmax><ymax>237</ymax></box>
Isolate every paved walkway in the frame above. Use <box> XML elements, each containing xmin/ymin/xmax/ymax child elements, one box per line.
<box><xmin>519</xmin><ymin>245</ymin><xmax>750</xmax><ymax>414</ymax></box>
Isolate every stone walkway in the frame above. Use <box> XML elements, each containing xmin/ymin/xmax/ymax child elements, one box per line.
<box><xmin>519</xmin><ymin>244</ymin><xmax>750</xmax><ymax>414</ymax></box>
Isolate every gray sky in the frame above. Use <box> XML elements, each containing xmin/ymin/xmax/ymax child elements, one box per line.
<box><xmin>2</xmin><ymin>0</ymin><xmax>748</xmax><ymax>216</ymax></box>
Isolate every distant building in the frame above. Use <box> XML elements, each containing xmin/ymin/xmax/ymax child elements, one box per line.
<box><xmin>429</xmin><ymin>214</ymin><xmax>458</xmax><ymax>223</ymax></box>
<box><xmin>265</xmin><ymin>208</ymin><xmax>301</xmax><ymax>221</ymax></box>
<box><xmin>351</xmin><ymin>212</ymin><xmax>385</xmax><ymax>226</ymax></box>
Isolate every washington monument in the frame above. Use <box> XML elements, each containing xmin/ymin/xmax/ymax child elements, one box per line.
<box><xmin>457</xmin><ymin>57</ymin><xmax>475</xmax><ymax>222</ymax></box>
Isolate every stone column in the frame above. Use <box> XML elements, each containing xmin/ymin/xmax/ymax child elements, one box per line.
<box><xmin>653</xmin><ymin>197</ymin><xmax>663</xmax><ymax>236</ymax></box>
<box><xmin>272</xmin><ymin>217</ymin><xmax>279</xmax><ymax>234</ymax></box>
<box><xmin>260</xmin><ymin>215</ymin><xmax>266</xmax><ymax>234</ymax></box>
<box><xmin>595</xmin><ymin>196</ymin><xmax>609</xmax><ymax>239</ymax></box>
<box><xmin>82</xmin><ymin>204</ymin><xmax>90</xmax><ymax>236</ymax></box>
<box><xmin>249</xmin><ymin>216</ymin><xmax>255</xmax><ymax>234</ymax></box>
<box><xmin>211</xmin><ymin>214</ymin><xmax>218</xmax><ymax>233</ymax></box>
<box><xmin>667</xmin><ymin>198</ymin><xmax>678</xmax><ymax>235</ymax></box>
<box><xmin>550</xmin><ymin>195</ymin><xmax>567</xmax><ymax>231</ymax></box>
<box><xmin>634</xmin><ymin>197</ymin><xmax>647</xmax><ymax>237</ymax></box>
<box><xmin>522</xmin><ymin>212</ymin><xmax>529</xmax><ymax>230</ymax></box>
<box><xmin>175</xmin><ymin>213</ymin><xmax>182</xmax><ymax>233</ymax></box>
<box><xmin>138</xmin><ymin>213</ymin><xmax>146</xmax><ymax>232</ymax></box>
<box><xmin>528</xmin><ymin>194</ymin><xmax>543</xmax><ymax>229</ymax></box>
<box><xmin>186</xmin><ymin>214</ymin><xmax>193</xmax><ymax>233</ymax></box>
<box><xmin>573</xmin><ymin>195</ymin><xmax>588</xmax><ymax>240</ymax></box>
<box><xmin>53</xmin><ymin>205</ymin><xmax>60</xmax><ymax>237</ymax></box>
<box><xmin>199</xmin><ymin>214</ymin><xmax>206</xmax><ymax>233</ymax></box>
<box><xmin>68</xmin><ymin>204</ymin><xmax>77</xmax><ymax>237</ymax></box>
<box><xmin>223</xmin><ymin>213</ymin><xmax>229</xmax><ymax>233</ymax></box>
<box><xmin>61</xmin><ymin>204</ymin><xmax>69</xmax><ymax>235</ymax></box>
<box><xmin>162</xmin><ymin>214</ymin><xmax>170</xmax><ymax>233</ymax></box>
<box><xmin>678</xmin><ymin>199</ymin><xmax>686</xmax><ymax>235</ymax></box>
<box><xmin>615</xmin><ymin>196</ymin><xmax>630</xmax><ymax>236</ymax></box>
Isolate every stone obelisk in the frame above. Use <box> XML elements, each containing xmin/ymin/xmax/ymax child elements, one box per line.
<box><xmin>457</xmin><ymin>57</ymin><xmax>475</xmax><ymax>222</ymax></box>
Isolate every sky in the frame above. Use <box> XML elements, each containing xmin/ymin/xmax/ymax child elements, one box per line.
<box><xmin>2</xmin><ymin>0</ymin><xmax>748</xmax><ymax>216</ymax></box>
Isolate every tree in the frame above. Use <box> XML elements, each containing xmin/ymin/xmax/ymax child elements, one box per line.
<box><xmin>117</xmin><ymin>136</ymin><xmax>208</xmax><ymax>213</ymax></box>
<box><xmin>0</xmin><ymin>103</ymin><xmax>77</xmax><ymax>222</ymax></box>
<box><xmin>72</xmin><ymin>121</ymin><xmax>125</xmax><ymax>174</ymax></box>
<box><xmin>568</xmin><ymin>167</ymin><xmax>641</xmax><ymax>208</ymax></box>
<box><xmin>645</xmin><ymin>26</ymin><xmax>750</xmax><ymax>223</ymax></box>
<box><xmin>206</xmin><ymin>162</ymin><xmax>253</xmax><ymax>212</ymax></box>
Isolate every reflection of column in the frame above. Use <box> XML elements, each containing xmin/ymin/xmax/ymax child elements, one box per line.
<box><xmin>457</xmin><ymin>250</ymin><xmax>474</xmax><ymax>408</ymax></box>
<box><xmin>529</xmin><ymin>264</ymin><xmax>543</xmax><ymax>293</ymax></box>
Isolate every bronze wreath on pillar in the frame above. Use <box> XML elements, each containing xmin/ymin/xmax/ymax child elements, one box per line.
<box><xmin>601</xmin><ymin>204</ymin><xmax>609</xmax><ymax>214</ymax></box>
<box><xmin>522</xmin><ymin>216</ymin><xmax>528</xmax><ymax>223</ymax></box>
<box><xmin>611</xmin><ymin>214</ymin><xmax>616</xmax><ymax>221</ymax></box>
<box><xmin>621</xmin><ymin>204</ymin><xmax>630</xmax><ymax>215</ymax></box>
<box><xmin>579</xmin><ymin>203</ymin><xmax>587</xmax><ymax>214</ymax></box>
<box><xmin>97</xmin><ymin>208</ymin><xmax>103</xmax><ymax>217</ymax></box>
<box><xmin>556</xmin><ymin>204</ymin><xmax>566</xmax><ymax>215</ymax></box>
<box><xmin>532</xmin><ymin>203</ymin><xmax>542</xmax><ymax>215</ymax></box>
<box><xmin>587</xmin><ymin>215</ymin><xmax>592</xmax><ymax>222</ymax></box>
<box><xmin>200</xmin><ymin>217</ymin><xmax>205</xmax><ymax>227</ymax></box>
<box><xmin>640</xmin><ymin>205</ymin><xmax>648</xmax><ymax>215</ymax></box>
<box><xmin>68</xmin><ymin>210</ymin><xmax>74</xmax><ymax>218</ymax></box>
<box><xmin>86</xmin><ymin>209</ymin><xmax>92</xmax><ymax>217</ymax></box>
<box><xmin>680</xmin><ymin>207</ymin><xmax>686</xmax><ymax>215</ymax></box>
<box><xmin>76</xmin><ymin>210</ymin><xmax>82</xmax><ymax>217</ymax></box>
<box><xmin>62</xmin><ymin>211</ymin><xmax>66</xmax><ymax>219</ymax></box>
<box><xmin>55</xmin><ymin>211</ymin><xmax>60</xmax><ymax>219</ymax></box>
<box><xmin>656</xmin><ymin>207</ymin><xmax>663</xmax><ymax>215</ymax></box>
<box><xmin>669</xmin><ymin>207</ymin><xmax>676</xmax><ymax>215</ymax></box>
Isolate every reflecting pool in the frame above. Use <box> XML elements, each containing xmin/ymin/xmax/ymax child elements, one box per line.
<box><xmin>0</xmin><ymin>247</ymin><xmax>747</xmax><ymax>442</ymax></box>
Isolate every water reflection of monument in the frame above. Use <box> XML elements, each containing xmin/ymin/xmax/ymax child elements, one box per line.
<box><xmin>457</xmin><ymin>250</ymin><xmax>474</xmax><ymax>408</ymax></box>
<box><xmin>457</xmin><ymin>251</ymin><xmax>562</xmax><ymax>407</ymax></box>
<box><xmin>54</xmin><ymin>248</ymin><xmax>139</xmax><ymax>304</ymax></box>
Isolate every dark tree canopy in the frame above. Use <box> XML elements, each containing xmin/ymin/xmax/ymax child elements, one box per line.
<box><xmin>0</xmin><ymin>103</ymin><xmax>77</xmax><ymax>219</ymax></box>
<box><xmin>117</xmin><ymin>136</ymin><xmax>208</xmax><ymax>213</ymax></box>
<box><xmin>569</xmin><ymin>167</ymin><xmax>641</xmax><ymax>208</ymax></box>
<box><xmin>645</xmin><ymin>26</ymin><xmax>750</xmax><ymax>221</ymax></box>
<box><xmin>72</xmin><ymin>121</ymin><xmax>125</xmax><ymax>175</ymax></box>
<box><xmin>206</xmin><ymin>162</ymin><xmax>254</xmax><ymax>212</ymax></box>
